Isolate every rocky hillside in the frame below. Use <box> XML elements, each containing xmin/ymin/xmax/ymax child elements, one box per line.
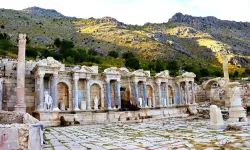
<box><xmin>0</xmin><ymin>7</ymin><xmax>249</xmax><ymax>69</ymax></box>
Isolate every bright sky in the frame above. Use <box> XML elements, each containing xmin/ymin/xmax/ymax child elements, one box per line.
<box><xmin>1</xmin><ymin>0</ymin><xmax>250</xmax><ymax>25</ymax></box>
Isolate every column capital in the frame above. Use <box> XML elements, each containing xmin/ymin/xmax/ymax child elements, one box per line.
<box><xmin>132</xmin><ymin>80</ymin><xmax>138</xmax><ymax>84</ymax></box>
<box><xmin>105</xmin><ymin>78</ymin><xmax>110</xmax><ymax>83</ymax></box>
<box><xmin>116</xmin><ymin>79</ymin><xmax>121</xmax><ymax>82</ymax></box>
<box><xmin>156</xmin><ymin>81</ymin><xmax>161</xmax><ymax>86</ymax></box>
<box><xmin>38</xmin><ymin>73</ymin><xmax>45</xmax><ymax>78</ymax></box>
<box><xmin>73</xmin><ymin>75</ymin><xmax>79</xmax><ymax>80</ymax></box>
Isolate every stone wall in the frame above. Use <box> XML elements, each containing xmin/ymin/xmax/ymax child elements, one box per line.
<box><xmin>2</xmin><ymin>75</ymin><xmax>35</xmax><ymax>114</ymax></box>
<box><xmin>0</xmin><ymin>111</ymin><xmax>42</xmax><ymax>150</ymax></box>
<box><xmin>33</xmin><ymin>106</ymin><xmax>191</xmax><ymax>126</ymax></box>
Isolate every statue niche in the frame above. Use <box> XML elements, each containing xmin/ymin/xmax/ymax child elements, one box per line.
<box><xmin>44</xmin><ymin>91</ymin><xmax>53</xmax><ymax>110</ymax></box>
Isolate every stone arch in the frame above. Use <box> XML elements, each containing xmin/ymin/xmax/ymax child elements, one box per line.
<box><xmin>89</xmin><ymin>80</ymin><xmax>104</xmax><ymax>108</ymax></box>
<box><xmin>146</xmin><ymin>85</ymin><xmax>153</xmax><ymax>107</ymax></box>
<box><xmin>57</xmin><ymin>82</ymin><xmax>69</xmax><ymax>110</ymax></box>
<box><xmin>90</xmin><ymin>83</ymin><xmax>101</xmax><ymax>109</ymax></box>
<box><xmin>203</xmin><ymin>78</ymin><xmax>224</xmax><ymax>90</ymax></box>
<box><xmin>203</xmin><ymin>78</ymin><xmax>225</xmax><ymax>103</ymax></box>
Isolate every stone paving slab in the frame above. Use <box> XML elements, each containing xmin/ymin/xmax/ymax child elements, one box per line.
<box><xmin>43</xmin><ymin>118</ymin><xmax>250</xmax><ymax>150</ymax></box>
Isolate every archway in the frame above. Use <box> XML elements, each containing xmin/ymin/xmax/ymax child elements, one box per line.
<box><xmin>57</xmin><ymin>82</ymin><xmax>69</xmax><ymax>110</ymax></box>
<box><xmin>90</xmin><ymin>83</ymin><xmax>101</xmax><ymax>109</ymax></box>
<box><xmin>204</xmin><ymin>80</ymin><xmax>222</xmax><ymax>103</ymax></box>
<box><xmin>146</xmin><ymin>85</ymin><xmax>153</xmax><ymax>107</ymax></box>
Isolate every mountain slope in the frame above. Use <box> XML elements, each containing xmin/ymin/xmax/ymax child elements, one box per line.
<box><xmin>0</xmin><ymin>7</ymin><xmax>249</xmax><ymax>69</ymax></box>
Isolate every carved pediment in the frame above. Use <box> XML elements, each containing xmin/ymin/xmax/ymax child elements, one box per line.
<box><xmin>182</xmin><ymin>72</ymin><xmax>196</xmax><ymax>78</ymax></box>
<box><xmin>73</xmin><ymin>65</ymin><xmax>95</xmax><ymax>73</ymax></box>
<box><xmin>132</xmin><ymin>69</ymin><xmax>150</xmax><ymax>77</ymax></box>
<box><xmin>156</xmin><ymin>70</ymin><xmax>170</xmax><ymax>78</ymax></box>
<box><xmin>118</xmin><ymin>67</ymin><xmax>130</xmax><ymax>76</ymax></box>
<box><xmin>37</xmin><ymin>57</ymin><xmax>62</xmax><ymax>67</ymax></box>
<box><xmin>104</xmin><ymin>67</ymin><xmax>120</xmax><ymax>75</ymax></box>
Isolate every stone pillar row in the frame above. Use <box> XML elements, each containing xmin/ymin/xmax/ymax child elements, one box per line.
<box><xmin>157</xmin><ymin>82</ymin><xmax>171</xmax><ymax>107</ymax></box>
<box><xmin>106</xmin><ymin>79</ymin><xmax>121</xmax><ymax>110</ymax></box>
<box><xmin>37</xmin><ymin>72</ymin><xmax>59</xmax><ymax>111</ymax></box>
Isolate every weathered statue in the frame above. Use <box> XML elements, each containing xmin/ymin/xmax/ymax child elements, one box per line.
<box><xmin>230</xmin><ymin>85</ymin><xmax>242</xmax><ymax>106</ymax></box>
<box><xmin>209</xmin><ymin>105</ymin><xmax>225</xmax><ymax>129</ymax></box>
<box><xmin>163</xmin><ymin>98</ymin><xmax>166</xmax><ymax>106</ymax></box>
<box><xmin>138</xmin><ymin>97</ymin><xmax>142</xmax><ymax>107</ymax></box>
<box><xmin>44</xmin><ymin>91</ymin><xmax>53</xmax><ymax>110</ymax></box>
<box><xmin>94</xmin><ymin>96</ymin><xmax>99</xmax><ymax>110</ymax></box>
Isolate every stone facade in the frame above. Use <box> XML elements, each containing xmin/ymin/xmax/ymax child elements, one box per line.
<box><xmin>0</xmin><ymin>57</ymin><xmax>197</xmax><ymax>125</ymax></box>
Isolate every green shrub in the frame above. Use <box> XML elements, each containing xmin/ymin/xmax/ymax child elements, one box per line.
<box><xmin>122</xmin><ymin>52</ymin><xmax>135</xmax><ymax>59</ymax></box>
<box><xmin>108</xmin><ymin>50</ymin><xmax>119</xmax><ymax>58</ymax></box>
<box><xmin>125</xmin><ymin>57</ymin><xmax>140</xmax><ymax>70</ymax></box>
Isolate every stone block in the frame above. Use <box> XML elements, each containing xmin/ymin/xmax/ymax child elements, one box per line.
<box><xmin>0</xmin><ymin>127</ymin><xmax>19</xmax><ymax>149</ymax></box>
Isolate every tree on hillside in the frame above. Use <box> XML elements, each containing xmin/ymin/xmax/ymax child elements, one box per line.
<box><xmin>108</xmin><ymin>50</ymin><xmax>119</xmax><ymax>58</ymax></box>
<box><xmin>244</xmin><ymin>68</ymin><xmax>250</xmax><ymax>75</ymax></box>
<box><xmin>166</xmin><ymin>60</ymin><xmax>179</xmax><ymax>71</ymax></box>
<box><xmin>155</xmin><ymin>60</ymin><xmax>165</xmax><ymax>72</ymax></box>
<box><xmin>200</xmin><ymin>68</ymin><xmax>209</xmax><ymax>77</ymax></box>
<box><xmin>88</xmin><ymin>48</ymin><xmax>98</xmax><ymax>56</ymax></box>
<box><xmin>125</xmin><ymin>57</ymin><xmax>140</xmax><ymax>70</ymax></box>
<box><xmin>122</xmin><ymin>52</ymin><xmax>135</xmax><ymax>59</ymax></box>
<box><xmin>54</xmin><ymin>38</ymin><xmax>61</xmax><ymax>48</ymax></box>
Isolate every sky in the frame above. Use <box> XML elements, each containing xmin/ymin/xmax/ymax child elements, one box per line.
<box><xmin>1</xmin><ymin>0</ymin><xmax>250</xmax><ymax>25</ymax></box>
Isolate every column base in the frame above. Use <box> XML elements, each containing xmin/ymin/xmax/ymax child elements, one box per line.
<box><xmin>108</xmin><ymin>107</ymin><xmax>112</xmax><ymax>110</ymax></box>
<box><xmin>74</xmin><ymin>108</ymin><xmax>81</xmax><ymax>111</ymax></box>
<box><xmin>14</xmin><ymin>103</ymin><xmax>26</xmax><ymax>112</ymax></box>
<box><xmin>52</xmin><ymin>107</ymin><xmax>61</xmax><ymax>111</ymax></box>
<box><xmin>87</xmin><ymin>107</ymin><xmax>92</xmax><ymax>110</ymax></box>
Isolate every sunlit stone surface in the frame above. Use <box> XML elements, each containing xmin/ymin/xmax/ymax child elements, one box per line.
<box><xmin>43</xmin><ymin>118</ymin><xmax>250</xmax><ymax>150</ymax></box>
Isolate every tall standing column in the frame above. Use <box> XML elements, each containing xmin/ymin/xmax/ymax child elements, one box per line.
<box><xmin>86</xmin><ymin>79</ymin><xmax>91</xmax><ymax>110</ymax></box>
<box><xmin>142</xmin><ymin>82</ymin><xmax>147</xmax><ymax>107</ymax></box>
<box><xmin>37</xmin><ymin>73</ymin><xmax>45</xmax><ymax>111</ymax></box>
<box><xmin>106</xmin><ymin>79</ymin><xmax>111</xmax><ymax>110</ymax></box>
<box><xmin>185</xmin><ymin>81</ymin><xmax>190</xmax><ymax>105</ymax></box>
<box><xmin>157</xmin><ymin>82</ymin><xmax>162</xmax><ymax>107</ymax></box>
<box><xmin>222</xmin><ymin>53</ymin><xmax>230</xmax><ymax>107</ymax></box>
<box><xmin>166</xmin><ymin>84</ymin><xmax>169</xmax><ymax>106</ymax></box>
<box><xmin>177</xmin><ymin>83</ymin><xmax>182</xmax><ymax>105</ymax></box>
<box><xmin>14</xmin><ymin>34</ymin><xmax>27</xmax><ymax>112</ymax></box>
<box><xmin>52</xmin><ymin>73</ymin><xmax>60</xmax><ymax>111</ymax></box>
<box><xmin>116</xmin><ymin>80</ymin><xmax>121</xmax><ymax>109</ymax></box>
<box><xmin>133</xmin><ymin>81</ymin><xmax>139</xmax><ymax>106</ymax></box>
<box><xmin>191</xmin><ymin>81</ymin><xmax>196</xmax><ymax>104</ymax></box>
<box><xmin>74</xmin><ymin>75</ymin><xmax>80</xmax><ymax>111</ymax></box>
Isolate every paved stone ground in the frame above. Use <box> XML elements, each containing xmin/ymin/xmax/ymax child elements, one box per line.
<box><xmin>43</xmin><ymin>118</ymin><xmax>250</xmax><ymax>150</ymax></box>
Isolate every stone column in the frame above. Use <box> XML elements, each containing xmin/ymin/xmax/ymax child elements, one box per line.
<box><xmin>222</xmin><ymin>53</ymin><xmax>230</xmax><ymax>107</ymax></box>
<box><xmin>116</xmin><ymin>80</ymin><xmax>121</xmax><ymax>109</ymax></box>
<box><xmin>37</xmin><ymin>73</ymin><xmax>45</xmax><ymax>111</ymax></box>
<box><xmin>191</xmin><ymin>81</ymin><xmax>196</xmax><ymax>104</ymax></box>
<box><xmin>157</xmin><ymin>82</ymin><xmax>162</xmax><ymax>107</ymax></box>
<box><xmin>152</xmin><ymin>91</ymin><xmax>155</xmax><ymax>107</ymax></box>
<box><xmin>52</xmin><ymin>73</ymin><xmax>60</xmax><ymax>111</ymax></box>
<box><xmin>86</xmin><ymin>79</ymin><xmax>91</xmax><ymax>110</ymax></box>
<box><xmin>106</xmin><ymin>79</ymin><xmax>111</xmax><ymax>110</ymax></box>
<box><xmin>172</xmin><ymin>89</ymin><xmax>175</xmax><ymax>105</ymax></box>
<box><xmin>142</xmin><ymin>82</ymin><xmax>147</xmax><ymax>107</ymax></box>
<box><xmin>177</xmin><ymin>83</ymin><xmax>182</xmax><ymax>105</ymax></box>
<box><xmin>14</xmin><ymin>34</ymin><xmax>26</xmax><ymax>112</ymax></box>
<box><xmin>166</xmin><ymin>84</ymin><xmax>169</xmax><ymax>106</ymax></box>
<box><xmin>73</xmin><ymin>75</ymin><xmax>80</xmax><ymax>111</ymax></box>
<box><xmin>133</xmin><ymin>81</ymin><xmax>139</xmax><ymax>106</ymax></box>
<box><xmin>185</xmin><ymin>81</ymin><xmax>190</xmax><ymax>105</ymax></box>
